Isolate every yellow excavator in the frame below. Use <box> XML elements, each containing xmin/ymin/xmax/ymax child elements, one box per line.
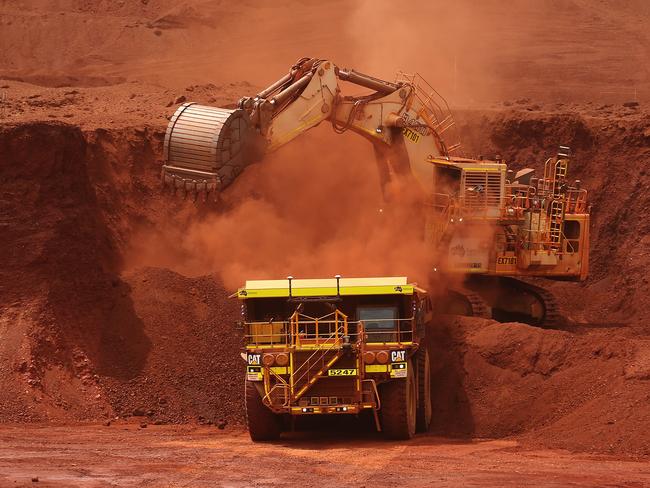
<box><xmin>162</xmin><ymin>57</ymin><xmax>590</xmax><ymax>327</ymax></box>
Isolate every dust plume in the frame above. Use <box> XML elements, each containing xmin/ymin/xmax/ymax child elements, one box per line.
<box><xmin>340</xmin><ymin>0</ymin><xmax>539</xmax><ymax>105</ymax></box>
<box><xmin>128</xmin><ymin>126</ymin><xmax>434</xmax><ymax>290</ymax></box>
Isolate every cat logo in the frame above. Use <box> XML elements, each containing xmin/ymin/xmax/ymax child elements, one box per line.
<box><xmin>391</xmin><ymin>350</ymin><xmax>406</xmax><ymax>362</ymax></box>
<box><xmin>247</xmin><ymin>353</ymin><xmax>261</xmax><ymax>365</ymax></box>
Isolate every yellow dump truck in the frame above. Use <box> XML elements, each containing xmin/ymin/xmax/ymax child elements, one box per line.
<box><xmin>237</xmin><ymin>276</ymin><xmax>433</xmax><ymax>441</ymax></box>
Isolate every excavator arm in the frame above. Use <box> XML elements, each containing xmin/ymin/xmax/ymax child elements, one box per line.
<box><xmin>162</xmin><ymin>57</ymin><xmax>459</xmax><ymax>197</ymax></box>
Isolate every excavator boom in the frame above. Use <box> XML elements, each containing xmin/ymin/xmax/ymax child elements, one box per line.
<box><xmin>162</xmin><ymin>57</ymin><xmax>458</xmax><ymax>197</ymax></box>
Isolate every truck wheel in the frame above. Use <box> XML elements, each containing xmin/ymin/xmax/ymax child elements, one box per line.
<box><xmin>380</xmin><ymin>359</ymin><xmax>417</xmax><ymax>439</ymax></box>
<box><xmin>245</xmin><ymin>380</ymin><xmax>281</xmax><ymax>441</ymax></box>
<box><xmin>416</xmin><ymin>347</ymin><xmax>432</xmax><ymax>432</ymax></box>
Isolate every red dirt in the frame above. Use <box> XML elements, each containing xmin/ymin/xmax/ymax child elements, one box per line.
<box><xmin>0</xmin><ymin>122</ymin><xmax>243</xmax><ymax>425</ymax></box>
<box><xmin>0</xmin><ymin>0</ymin><xmax>649</xmax><ymax>478</ymax></box>
<box><xmin>429</xmin><ymin>317</ymin><xmax>650</xmax><ymax>458</ymax></box>
<box><xmin>1</xmin><ymin>424</ymin><xmax>649</xmax><ymax>488</ymax></box>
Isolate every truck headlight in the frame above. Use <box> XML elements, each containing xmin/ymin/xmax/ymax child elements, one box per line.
<box><xmin>262</xmin><ymin>354</ymin><xmax>275</xmax><ymax>366</ymax></box>
<box><xmin>375</xmin><ymin>350</ymin><xmax>389</xmax><ymax>364</ymax></box>
<box><xmin>363</xmin><ymin>351</ymin><xmax>376</xmax><ymax>364</ymax></box>
<box><xmin>275</xmin><ymin>353</ymin><xmax>289</xmax><ymax>366</ymax></box>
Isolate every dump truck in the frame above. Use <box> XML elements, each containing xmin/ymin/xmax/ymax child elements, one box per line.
<box><xmin>237</xmin><ymin>276</ymin><xmax>432</xmax><ymax>441</ymax></box>
<box><xmin>163</xmin><ymin>57</ymin><xmax>590</xmax><ymax>327</ymax></box>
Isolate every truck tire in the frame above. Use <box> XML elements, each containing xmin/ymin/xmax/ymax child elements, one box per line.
<box><xmin>380</xmin><ymin>359</ymin><xmax>417</xmax><ymax>440</ymax></box>
<box><xmin>245</xmin><ymin>380</ymin><xmax>281</xmax><ymax>441</ymax></box>
<box><xmin>416</xmin><ymin>347</ymin><xmax>432</xmax><ymax>432</ymax></box>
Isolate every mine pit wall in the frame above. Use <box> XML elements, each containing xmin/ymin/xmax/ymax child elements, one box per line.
<box><xmin>0</xmin><ymin>111</ymin><xmax>648</xmax><ymax>456</ymax></box>
<box><xmin>0</xmin><ymin>122</ymin><xmax>243</xmax><ymax>424</ymax></box>
<box><xmin>0</xmin><ymin>122</ymin><xmax>118</xmax><ymax>422</ymax></box>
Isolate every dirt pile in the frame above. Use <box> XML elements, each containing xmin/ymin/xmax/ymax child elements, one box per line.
<box><xmin>100</xmin><ymin>267</ymin><xmax>243</xmax><ymax>426</ymax></box>
<box><xmin>428</xmin><ymin>317</ymin><xmax>650</xmax><ymax>457</ymax></box>
<box><xmin>0</xmin><ymin>122</ymin><xmax>242</xmax><ymax>425</ymax></box>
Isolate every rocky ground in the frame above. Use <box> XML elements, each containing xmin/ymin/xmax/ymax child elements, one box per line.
<box><xmin>1</xmin><ymin>425</ymin><xmax>649</xmax><ymax>488</ymax></box>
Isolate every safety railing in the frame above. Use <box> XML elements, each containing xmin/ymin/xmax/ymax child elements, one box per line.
<box><xmin>565</xmin><ymin>188</ymin><xmax>588</xmax><ymax>214</ymax></box>
<box><xmin>290</xmin><ymin>310</ymin><xmax>348</xmax><ymax>347</ymax></box>
<box><xmin>351</xmin><ymin>317</ymin><xmax>415</xmax><ymax>344</ymax></box>
<box><xmin>430</xmin><ymin>192</ymin><xmax>453</xmax><ymax>215</ymax></box>
<box><xmin>503</xmin><ymin>186</ymin><xmax>533</xmax><ymax>220</ymax></box>
<box><xmin>287</xmin><ymin>310</ymin><xmax>349</xmax><ymax>399</ymax></box>
<box><xmin>564</xmin><ymin>237</ymin><xmax>579</xmax><ymax>254</ymax></box>
<box><xmin>395</xmin><ymin>71</ymin><xmax>461</xmax><ymax>154</ymax></box>
<box><xmin>245</xmin><ymin>315</ymin><xmax>416</xmax><ymax>347</ymax></box>
<box><xmin>243</xmin><ymin>321</ymin><xmax>290</xmax><ymax>347</ymax></box>
<box><xmin>424</xmin><ymin>193</ymin><xmax>456</xmax><ymax>242</ymax></box>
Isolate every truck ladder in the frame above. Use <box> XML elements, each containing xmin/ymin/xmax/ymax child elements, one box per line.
<box><xmin>263</xmin><ymin>369</ymin><xmax>290</xmax><ymax>409</ymax></box>
<box><xmin>291</xmin><ymin>349</ymin><xmax>344</xmax><ymax>401</ymax></box>
<box><xmin>542</xmin><ymin>152</ymin><xmax>569</xmax><ymax>198</ymax></box>
<box><xmin>289</xmin><ymin>310</ymin><xmax>348</xmax><ymax>402</ymax></box>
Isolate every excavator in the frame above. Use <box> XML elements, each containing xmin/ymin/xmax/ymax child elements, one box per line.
<box><xmin>161</xmin><ymin>57</ymin><xmax>590</xmax><ymax>327</ymax></box>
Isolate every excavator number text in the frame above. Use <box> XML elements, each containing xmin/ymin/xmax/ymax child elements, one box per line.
<box><xmin>402</xmin><ymin>127</ymin><xmax>421</xmax><ymax>144</ymax></box>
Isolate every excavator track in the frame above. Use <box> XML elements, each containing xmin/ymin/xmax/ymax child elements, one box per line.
<box><xmin>493</xmin><ymin>277</ymin><xmax>565</xmax><ymax>329</ymax></box>
<box><xmin>442</xmin><ymin>289</ymin><xmax>491</xmax><ymax>319</ymax></box>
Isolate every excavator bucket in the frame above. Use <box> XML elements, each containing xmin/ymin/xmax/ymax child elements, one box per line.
<box><xmin>162</xmin><ymin>103</ymin><xmax>258</xmax><ymax>198</ymax></box>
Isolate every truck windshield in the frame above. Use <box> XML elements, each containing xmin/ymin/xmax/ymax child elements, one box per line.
<box><xmin>358</xmin><ymin>306</ymin><xmax>398</xmax><ymax>343</ymax></box>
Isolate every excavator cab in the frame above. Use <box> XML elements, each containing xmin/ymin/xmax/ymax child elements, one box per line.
<box><xmin>427</xmin><ymin>147</ymin><xmax>590</xmax><ymax>326</ymax></box>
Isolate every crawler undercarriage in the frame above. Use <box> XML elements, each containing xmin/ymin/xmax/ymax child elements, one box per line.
<box><xmin>443</xmin><ymin>276</ymin><xmax>564</xmax><ymax>327</ymax></box>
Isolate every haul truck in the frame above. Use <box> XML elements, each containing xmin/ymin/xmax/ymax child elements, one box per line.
<box><xmin>237</xmin><ymin>276</ymin><xmax>433</xmax><ymax>441</ymax></box>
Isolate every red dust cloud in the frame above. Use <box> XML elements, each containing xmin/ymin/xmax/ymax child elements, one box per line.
<box><xmin>121</xmin><ymin>0</ymin><xmax>648</xmax><ymax>289</ymax></box>
<box><xmin>129</xmin><ymin>126</ymin><xmax>434</xmax><ymax>289</ymax></box>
